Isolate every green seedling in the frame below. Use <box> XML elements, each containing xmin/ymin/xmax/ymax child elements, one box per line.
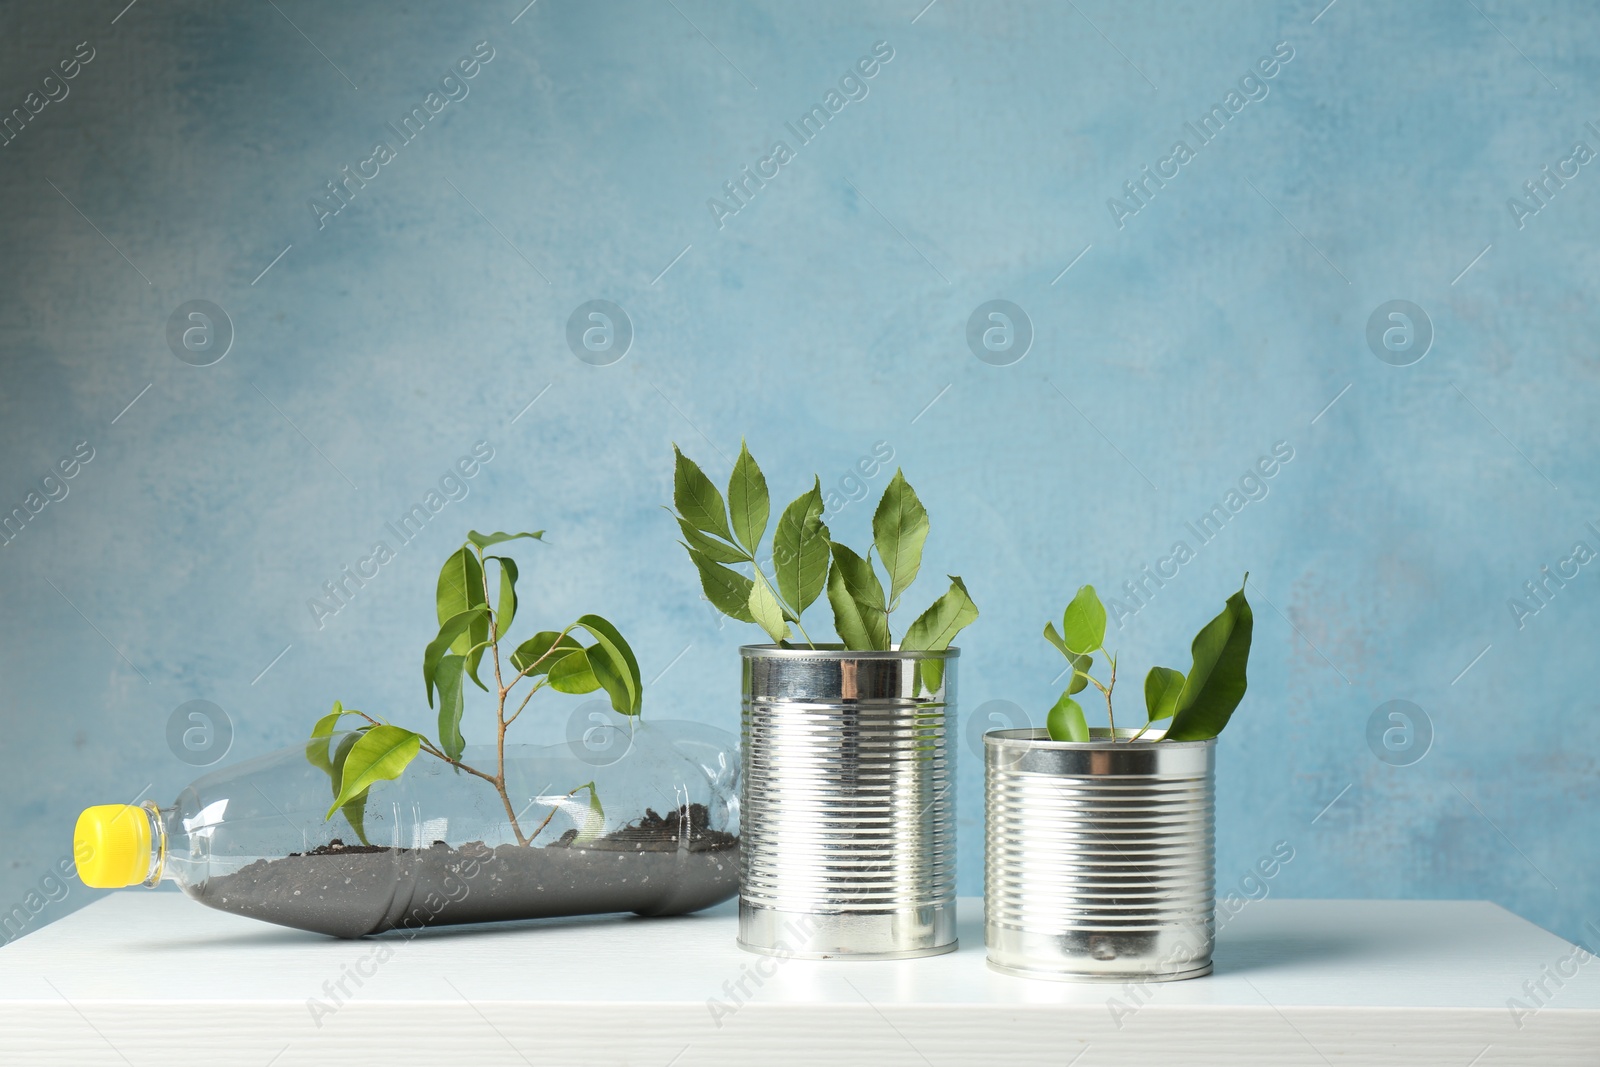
<box><xmin>670</xmin><ymin>443</ymin><xmax>978</xmax><ymax>690</ymax></box>
<box><xmin>1044</xmin><ymin>576</ymin><xmax>1252</xmax><ymax>743</ymax></box>
<box><xmin>304</xmin><ymin>530</ymin><xmax>641</xmax><ymax>845</ymax></box>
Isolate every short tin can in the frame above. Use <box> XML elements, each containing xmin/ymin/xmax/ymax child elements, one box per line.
<box><xmin>984</xmin><ymin>727</ymin><xmax>1215</xmax><ymax>981</ymax></box>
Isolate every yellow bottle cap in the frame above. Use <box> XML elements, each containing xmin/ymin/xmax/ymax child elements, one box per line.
<box><xmin>74</xmin><ymin>804</ymin><xmax>154</xmax><ymax>889</ymax></box>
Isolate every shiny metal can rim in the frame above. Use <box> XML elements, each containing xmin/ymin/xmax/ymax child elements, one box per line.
<box><xmin>741</xmin><ymin>643</ymin><xmax>961</xmax><ymax>661</ymax></box>
<box><xmin>984</xmin><ymin>726</ymin><xmax>1214</xmax><ymax>751</ymax></box>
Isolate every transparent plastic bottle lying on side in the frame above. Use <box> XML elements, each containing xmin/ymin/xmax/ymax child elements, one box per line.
<box><xmin>74</xmin><ymin>719</ymin><xmax>739</xmax><ymax>938</ymax></box>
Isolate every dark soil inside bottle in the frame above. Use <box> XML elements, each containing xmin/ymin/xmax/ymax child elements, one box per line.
<box><xmin>189</xmin><ymin>803</ymin><xmax>740</xmax><ymax>938</ymax></box>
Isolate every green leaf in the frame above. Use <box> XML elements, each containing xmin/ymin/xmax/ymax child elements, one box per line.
<box><xmin>1043</xmin><ymin>621</ymin><xmax>1070</xmax><ymax>659</ymax></box>
<box><xmin>727</xmin><ymin>441</ymin><xmax>770</xmax><ymax>555</ymax></box>
<box><xmin>327</xmin><ymin>725</ymin><xmax>422</xmax><ymax>820</ymax></box>
<box><xmin>673</xmin><ymin>445</ymin><xmax>733</xmax><ymax>542</ymax></box>
<box><xmin>575</xmin><ymin>614</ymin><xmax>643</xmax><ymax>716</ymax></box>
<box><xmin>488</xmin><ymin>556</ymin><xmax>518</xmax><ymax>639</ymax></box>
<box><xmin>676</xmin><ymin>517</ymin><xmax>747</xmax><ymax>564</ymax></box>
<box><xmin>1144</xmin><ymin>666</ymin><xmax>1186</xmax><ymax>724</ymax></box>
<box><xmin>1068</xmin><ymin>652</ymin><xmax>1091</xmax><ymax>695</ymax></box>
<box><xmin>330</xmin><ymin>730</ymin><xmax>373</xmax><ymax>845</ymax></box>
<box><xmin>773</xmin><ymin>479</ymin><xmax>829</xmax><ymax>616</ymax></box>
<box><xmin>1165</xmin><ymin>582</ymin><xmax>1253</xmax><ymax>742</ymax></box>
<box><xmin>548</xmin><ymin>647</ymin><xmax>602</xmax><ymax>694</ymax></box>
<box><xmin>308</xmin><ymin>726</ymin><xmax>376</xmax><ymax>844</ymax></box>
<box><xmin>437</xmin><ymin>547</ymin><xmax>490</xmax><ymax>688</ymax></box>
<box><xmin>585</xmin><ymin>649</ymin><xmax>634</xmax><ymax>718</ymax></box>
<box><xmin>459</xmin><ymin>637</ymin><xmax>497</xmax><ymax>669</ymax></box>
<box><xmin>1043</xmin><ymin>623</ymin><xmax>1092</xmax><ymax>694</ymax></box>
<box><xmin>436</xmin><ymin>654</ymin><xmax>467</xmax><ymax>762</ymax></box>
<box><xmin>831</xmin><ymin>544</ymin><xmax>886</xmax><ymax>611</ymax></box>
<box><xmin>510</xmin><ymin>630</ymin><xmax>583</xmax><ymax>676</ymax></box>
<box><xmin>305</xmin><ymin>736</ymin><xmax>335</xmax><ymax>779</ymax></box>
<box><xmin>901</xmin><ymin>575</ymin><xmax>979</xmax><ymax>652</ymax></box>
<box><xmin>306</xmin><ymin>702</ymin><xmax>361</xmax><ymax>787</ymax></box>
<box><xmin>686</xmin><ymin>546</ymin><xmax>756</xmax><ymax>623</ymax></box>
<box><xmin>1046</xmin><ymin>692</ymin><xmax>1091</xmax><ymax>742</ymax></box>
<box><xmin>341</xmin><ymin>801</ymin><xmax>368</xmax><ymax>845</ymax></box>
<box><xmin>827</xmin><ymin>548</ymin><xmax>889</xmax><ymax>650</ymax></box>
<box><xmin>1060</xmin><ymin>585</ymin><xmax>1106</xmax><ymax>654</ymax></box>
<box><xmin>573</xmin><ymin>782</ymin><xmax>606</xmax><ymax>845</ymax></box>
<box><xmin>466</xmin><ymin>530</ymin><xmax>545</xmax><ymax>551</ymax></box>
<box><xmin>436</xmin><ymin>547</ymin><xmax>487</xmax><ymax>629</ymax></box>
<box><xmin>310</xmin><ymin>700</ymin><xmax>362</xmax><ymax>741</ymax></box>
<box><xmin>827</xmin><ymin>561</ymin><xmax>880</xmax><ymax>651</ymax></box>
<box><xmin>748</xmin><ymin>578</ymin><xmax>792</xmax><ymax>643</ymax></box>
<box><xmin>872</xmin><ymin>470</ymin><xmax>929</xmax><ymax>612</ymax></box>
<box><xmin>329</xmin><ymin>730</ymin><xmax>363</xmax><ymax>785</ymax></box>
<box><xmin>425</xmin><ymin>607</ymin><xmax>488</xmax><ymax>707</ymax></box>
<box><xmin>900</xmin><ymin>575</ymin><xmax>979</xmax><ymax>693</ymax></box>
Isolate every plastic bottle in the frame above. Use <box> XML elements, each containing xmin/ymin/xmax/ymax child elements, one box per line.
<box><xmin>74</xmin><ymin>719</ymin><xmax>739</xmax><ymax>938</ymax></box>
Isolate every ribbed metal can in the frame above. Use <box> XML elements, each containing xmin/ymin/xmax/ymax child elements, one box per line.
<box><xmin>739</xmin><ymin>645</ymin><xmax>958</xmax><ymax>960</ymax></box>
<box><xmin>984</xmin><ymin>728</ymin><xmax>1215</xmax><ymax>981</ymax></box>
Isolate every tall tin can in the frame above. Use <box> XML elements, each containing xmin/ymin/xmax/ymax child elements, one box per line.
<box><xmin>984</xmin><ymin>728</ymin><xmax>1215</xmax><ymax>981</ymax></box>
<box><xmin>739</xmin><ymin>645</ymin><xmax>958</xmax><ymax>960</ymax></box>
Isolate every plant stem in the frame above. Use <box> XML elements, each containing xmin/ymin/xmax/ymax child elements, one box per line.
<box><xmin>341</xmin><ymin>543</ymin><xmax>568</xmax><ymax>849</ymax></box>
<box><xmin>415</xmin><ymin>745</ymin><xmax>494</xmax><ymax>786</ymax></box>
<box><xmin>1081</xmin><ymin>671</ymin><xmax>1111</xmax><ymax>698</ymax></box>
<box><xmin>526</xmin><ymin>783</ymin><xmax>588</xmax><ymax>844</ymax></box>
<box><xmin>504</xmin><ymin>679</ymin><xmax>544</xmax><ymax>728</ymax></box>
<box><xmin>1104</xmin><ymin>651</ymin><xmax>1117</xmax><ymax>738</ymax></box>
<box><xmin>417</xmin><ymin>739</ymin><xmax>529</xmax><ymax>845</ymax></box>
<box><xmin>506</xmin><ymin>624</ymin><xmax>581</xmax><ymax>687</ymax></box>
<box><xmin>477</xmin><ymin>549</ymin><xmax>531</xmax><ymax>846</ymax></box>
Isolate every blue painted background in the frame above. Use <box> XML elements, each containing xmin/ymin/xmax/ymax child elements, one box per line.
<box><xmin>2</xmin><ymin>0</ymin><xmax>1596</xmax><ymax>951</ymax></box>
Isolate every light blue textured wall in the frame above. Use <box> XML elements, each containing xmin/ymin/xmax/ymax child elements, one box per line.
<box><xmin>3</xmin><ymin>0</ymin><xmax>1596</xmax><ymax>950</ymax></box>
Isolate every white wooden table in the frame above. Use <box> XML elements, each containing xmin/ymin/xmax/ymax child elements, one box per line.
<box><xmin>1</xmin><ymin>893</ymin><xmax>1595</xmax><ymax>1065</ymax></box>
